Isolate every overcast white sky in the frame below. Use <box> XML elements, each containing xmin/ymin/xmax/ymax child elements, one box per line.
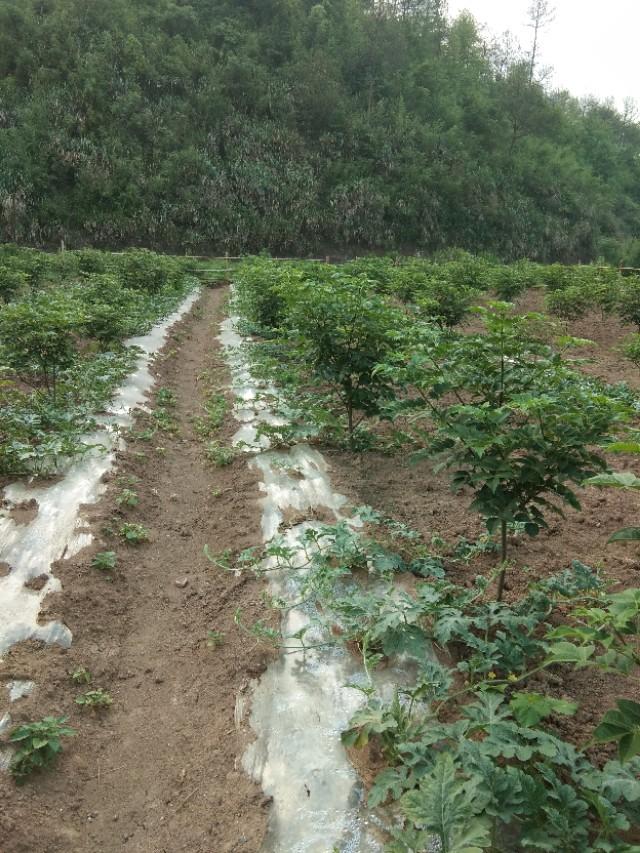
<box><xmin>447</xmin><ymin>0</ymin><xmax>638</xmax><ymax>109</ymax></box>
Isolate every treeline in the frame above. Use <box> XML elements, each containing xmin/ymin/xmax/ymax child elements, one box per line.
<box><xmin>1</xmin><ymin>0</ymin><xmax>639</xmax><ymax>261</ymax></box>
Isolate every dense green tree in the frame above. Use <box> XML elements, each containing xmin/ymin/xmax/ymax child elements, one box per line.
<box><xmin>0</xmin><ymin>0</ymin><xmax>639</xmax><ymax>258</ymax></box>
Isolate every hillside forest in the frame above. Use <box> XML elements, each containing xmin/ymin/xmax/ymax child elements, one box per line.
<box><xmin>1</xmin><ymin>0</ymin><xmax>640</xmax><ymax>261</ymax></box>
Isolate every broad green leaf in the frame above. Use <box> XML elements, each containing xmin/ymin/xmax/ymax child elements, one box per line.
<box><xmin>400</xmin><ymin>753</ymin><xmax>491</xmax><ymax>852</ymax></box>
<box><xmin>594</xmin><ymin>701</ymin><xmax>640</xmax><ymax>763</ymax></box>
<box><xmin>368</xmin><ymin>767</ymin><xmax>408</xmax><ymax>808</ymax></box>
<box><xmin>544</xmin><ymin>641</ymin><xmax>595</xmax><ymax>667</ymax></box>
<box><xmin>606</xmin><ymin>442</ymin><xmax>640</xmax><ymax>455</ymax></box>
<box><xmin>341</xmin><ymin>703</ymin><xmax>397</xmax><ymax>749</ymax></box>
<box><xmin>510</xmin><ymin>692</ymin><xmax>578</xmax><ymax>727</ymax></box>
<box><xmin>586</xmin><ymin>471</ymin><xmax>640</xmax><ymax>490</ymax></box>
<box><xmin>595</xmin><ymin>759</ymin><xmax>640</xmax><ymax>803</ymax></box>
<box><xmin>609</xmin><ymin>527</ymin><xmax>640</xmax><ymax>543</ymax></box>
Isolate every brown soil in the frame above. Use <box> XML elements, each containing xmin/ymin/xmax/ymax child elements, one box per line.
<box><xmin>0</xmin><ymin>288</ymin><xmax>272</xmax><ymax>853</ymax></box>
<box><xmin>23</xmin><ymin>574</ymin><xmax>49</xmax><ymax>592</ymax></box>
<box><xmin>328</xmin><ymin>298</ymin><xmax>640</xmax><ymax>757</ymax></box>
<box><xmin>515</xmin><ymin>286</ymin><xmax>640</xmax><ymax>387</ymax></box>
<box><xmin>2</xmin><ymin>499</ymin><xmax>39</xmax><ymax>527</ymax></box>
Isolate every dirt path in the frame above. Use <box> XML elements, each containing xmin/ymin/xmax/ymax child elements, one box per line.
<box><xmin>0</xmin><ymin>288</ymin><xmax>271</xmax><ymax>853</ymax></box>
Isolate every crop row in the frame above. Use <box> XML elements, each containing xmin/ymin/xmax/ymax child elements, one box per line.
<box><xmin>236</xmin><ymin>250</ymin><xmax>640</xmax><ymax>341</ymax></box>
<box><xmin>348</xmin><ymin>254</ymin><xmax>640</xmax><ymax>332</ymax></box>
<box><xmin>230</xmin><ymin>256</ymin><xmax>640</xmax><ymax>852</ymax></box>
<box><xmin>0</xmin><ymin>247</ymin><xmax>197</xmax><ymax>476</ymax></box>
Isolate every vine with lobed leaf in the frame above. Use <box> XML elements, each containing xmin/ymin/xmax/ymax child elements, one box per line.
<box><xmin>215</xmin><ymin>513</ymin><xmax>640</xmax><ymax>852</ymax></box>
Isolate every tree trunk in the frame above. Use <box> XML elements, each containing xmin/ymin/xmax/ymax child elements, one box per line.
<box><xmin>347</xmin><ymin>401</ymin><xmax>354</xmax><ymax>447</ymax></box>
<box><xmin>496</xmin><ymin>519</ymin><xmax>508</xmax><ymax>601</ymax></box>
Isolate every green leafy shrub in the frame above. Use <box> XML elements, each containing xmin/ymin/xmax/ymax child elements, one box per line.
<box><xmin>119</xmin><ymin>523</ymin><xmax>149</xmax><ymax>544</ymax></box>
<box><xmin>205</xmin><ymin>440</ymin><xmax>235</xmax><ymax>466</ymax></box>
<box><xmin>0</xmin><ymin>291</ymin><xmax>84</xmax><ymax>397</ymax></box>
<box><xmin>436</xmin><ymin>251</ymin><xmax>494</xmax><ymax>291</ymax></box>
<box><xmin>388</xmin><ymin>262</ymin><xmax>431</xmax><ymax>302</ymax></box>
<box><xmin>116</xmin><ymin>249</ymin><xmax>179</xmax><ymax>293</ymax></box>
<box><xmin>541</xmin><ymin>263</ymin><xmax>575</xmax><ymax>291</ymax></box>
<box><xmin>73</xmin><ymin>274</ymin><xmax>159</xmax><ymax>342</ymax></box>
<box><xmin>75</xmin><ymin>688</ymin><xmax>112</xmax><ymax>710</ymax></box>
<box><xmin>43</xmin><ymin>252</ymin><xmax>80</xmax><ymax>283</ymax></box>
<box><xmin>342</xmin><ymin>256</ymin><xmax>399</xmax><ymax>294</ymax></box>
<box><xmin>431</xmin><ymin>382</ymin><xmax>621</xmax><ymax>598</ymax></box>
<box><xmin>489</xmin><ymin>261</ymin><xmax>537</xmax><ymax>300</ymax></box>
<box><xmin>385</xmin><ymin>260</ymin><xmax>482</xmax><ymax>325</ymax></box>
<box><xmin>70</xmin><ymin>666</ymin><xmax>92</xmax><ymax>685</ymax></box>
<box><xmin>617</xmin><ymin>276</ymin><xmax>640</xmax><ymax>330</ymax></box>
<box><xmin>0</xmin><ymin>385</ymin><xmax>93</xmax><ymax>475</ymax></box>
<box><xmin>115</xmin><ymin>488</ymin><xmax>139</xmax><ymax>508</ymax></box>
<box><xmin>60</xmin><ymin>349</ymin><xmax>138</xmax><ymax>411</ymax></box>
<box><xmin>0</xmin><ymin>249</ymin><xmax>47</xmax><ymax>289</ymax></box>
<box><xmin>0</xmin><ymin>265</ymin><xmax>28</xmax><ymax>302</ymax></box>
<box><xmin>380</xmin><ymin>304</ymin><xmax>628</xmax><ymax>598</ymax></box>
<box><xmin>284</xmin><ymin>273</ymin><xmax>404</xmax><ymax>438</ymax></box>
<box><xmin>71</xmin><ymin>249</ymin><xmax>110</xmax><ymax>274</ymax></box>
<box><xmin>84</xmin><ymin>302</ymin><xmax>132</xmax><ymax>345</ymax></box>
<box><xmin>91</xmin><ymin>551</ymin><xmax>117</xmax><ymax>571</ymax></box>
<box><xmin>75</xmin><ymin>275</ymin><xmax>137</xmax><ymax>343</ymax></box>
<box><xmin>546</xmin><ymin>285</ymin><xmax>593</xmax><ymax>319</ymax></box>
<box><xmin>622</xmin><ymin>334</ymin><xmax>640</xmax><ymax>369</ymax></box>
<box><xmin>590</xmin><ymin>267</ymin><xmax>623</xmax><ymax>317</ymax></box>
<box><xmin>233</xmin><ymin>256</ymin><xmax>299</xmax><ymax>333</ymax></box>
<box><xmin>414</xmin><ymin>276</ymin><xmax>480</xmax><ymax>327</ymax></box>
<box><xmin>8</xmin><ymin>717</ymin><xmax>76</xmax><ymax>783</ymax></box>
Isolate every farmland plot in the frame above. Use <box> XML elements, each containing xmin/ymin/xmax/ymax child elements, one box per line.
<box><xmin>2</xmin><ymin>250</ymin><xmax>640</xmax><ymax>853</ymax></box>
<box><xmin>221</xmin><ymin>256</ymin><xmax>640</xmax><ymax>853</ymax></box>
<box><xmin>0</xmin><ymin>251</ymin><xmax>272</xmax><ymax>851</ymax></box>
